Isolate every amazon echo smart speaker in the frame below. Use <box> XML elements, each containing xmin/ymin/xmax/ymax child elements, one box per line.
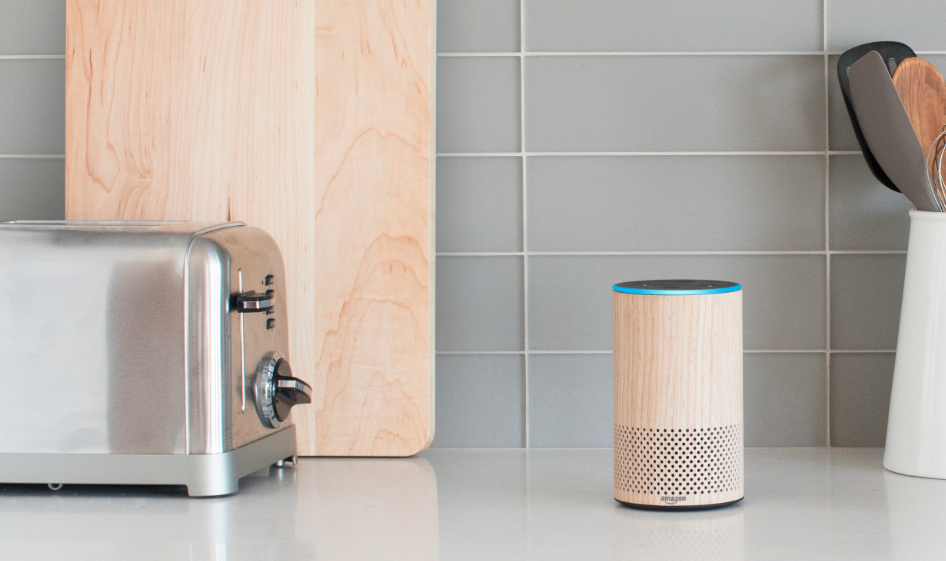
<box><xmin>613</xmin><ymin>279</ymin><xmax>744</xmax><ymax>510</ymax></box>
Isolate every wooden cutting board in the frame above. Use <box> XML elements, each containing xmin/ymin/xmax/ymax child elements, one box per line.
<box><xmin>64</xmin><ymin>0</ymin><xmax>435</xmax><ymax>456</ymax></box>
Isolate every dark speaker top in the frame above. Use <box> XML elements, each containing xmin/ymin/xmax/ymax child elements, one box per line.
<box><xmin>613</xmin><ymin>279</ymin><xmax>741</xmax><ymax>295</ymax></box>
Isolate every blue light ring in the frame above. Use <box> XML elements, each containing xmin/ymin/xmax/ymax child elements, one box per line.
<box><xmin>612</xmin><ymin>284</ymin><xmax>742</xmax><ymax>296</ymax></box>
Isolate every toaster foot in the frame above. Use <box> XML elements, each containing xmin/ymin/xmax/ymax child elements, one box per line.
<box><xmin>274</xmin><ymin>455</ymin><xmax>298</xmax><ymax>468</ymax></box>
<box><xmin>184</xmin><ymin>428</ymin><xmax>297</xmax><ymax>497</ymax></box>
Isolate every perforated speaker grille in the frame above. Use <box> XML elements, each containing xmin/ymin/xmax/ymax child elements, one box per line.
<box><xmin>615</xmin><ymin>424</ymin><xmax>742</xmax><ymax>496</ymax></box>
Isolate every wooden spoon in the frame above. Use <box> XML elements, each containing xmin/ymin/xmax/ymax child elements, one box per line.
<box><xmin>892</xmin><ymin>57</ymin><xmax>946</xmax><ymax>193</ymax></box>
<box><xmin>849</xmin><ymin>51</ymin><xmax>941</xmax><ymax>211</ymax></box>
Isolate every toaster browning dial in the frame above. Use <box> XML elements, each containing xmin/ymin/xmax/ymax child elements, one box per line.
<box><xmin>254</xmin><ymin>352</ymin><xmax>313</xmax><ymax>429</ymax></box>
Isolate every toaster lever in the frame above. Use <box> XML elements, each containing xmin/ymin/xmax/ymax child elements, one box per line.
<box><xmin>233</xmin><ymin>290</ymin><xmax>274</xmax><ymax>313</ymax></box>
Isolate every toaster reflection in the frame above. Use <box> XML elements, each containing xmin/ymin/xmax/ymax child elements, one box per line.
<box><xmin>0</xmin><ymin>467</ymin><xmax>305</xmax><ymax>560</ymax></box>
<box><xmin>0</xmin><ymin>457</ymin><xmax>440</xmax><ymax>561</ymax></box>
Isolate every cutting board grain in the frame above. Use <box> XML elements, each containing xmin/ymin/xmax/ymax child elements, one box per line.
<box><xmin>65</xmin><ymin>0</ymin><xmax>435</xmax><ymax>456</ymax></box>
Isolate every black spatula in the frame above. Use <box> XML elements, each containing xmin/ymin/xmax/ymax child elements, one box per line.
<box><xmin>838</xmin><ymin>41</ymin><xmax>916</xmax><ymax>193</ymax></box>
<box><xmin>849</xmin><ymin>50</ymin><xmax>940</xmax><ymax>211</ymax></box>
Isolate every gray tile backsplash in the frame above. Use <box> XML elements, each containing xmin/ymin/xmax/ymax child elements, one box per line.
<box><xmin>437</xmin><ymin>156</ymin><xmax>522</xmax><ymax>252</ymax></box>
<box><xmin>437</xmin><ymin>57</ymin><xmax>520</xmax><ymax>153</ymax></box>
<box><xmin>528</xmin><ymin>155</ymin><xmax>825</xmax><ymax>251</ymax></box>
<box><xmin>0</xmin><ymin>60</ymin><xmax>65</xmax><ymax>154</ymax></box>
<box><xmin>436</xmin><ymin>256</ymin><xmax>524</xmax><ymax>352</ymax></box>
<box><xmin>528</xmin><ymin>354</ymin><xmax>613</xmax><ymax>448</ymax></box>
<box><xmin>827</xmin><ymin>54</ymin><xmax>858</xmax><ymax>152</ymax></box>
<box><xmin>0</xmin><ymin>159</ymin><xmax>64</xmax><ymax>220</ymax></box>
<box><xmin>830</xmin><ymin>254</ymin><xmax>906</xmax><ymax>350</ymax></box>
<box><xmin>524</xmin><ymin>56</ymin><xmax>825</xmax><ymax>152</ymax></box>
<box><xmin>829</xmin><ymin>155</ymin><xmax>912</xmax><ymax>251</ymax></box>
<box><xmin>525</xmin><ymin>0</ymin><xmax>823</xmax><ymax>52</ymax></box>
<box><xmin>0</xmin><ymin>0</ymin><xmax>65</xmax><ymax>55</ymax></box>
<box><xmin>745</xmin><ymin>353</ymin><xmax>827</xmax><ymax>447</ymax></box>
<box><xmin>528</xmin><ymin>255</ymin><xmax>826</xmax><ymax>351</ymax></box>
<box><xmin>432</xmin><ymin>355</ymin><xmax>525</xmax><ymax>448</ymax></box>
<box><xmin>437</xmin><ymin>0</ymin><xmax>520</xmax><ymax>53</ymax></box>
<box><xmin>827</xmin><ymin>0</ymin><xmax>946</xmax><ymax>51</ymax></box>
<box><xmin>830</xmin><ymin>353</ymin><xmax>894</xmax><ymax>447</ymax></box>
<box><xmin>3</xmin><ymin>1</ymin><xmax>921</xmax><ymax>449</ymax></box>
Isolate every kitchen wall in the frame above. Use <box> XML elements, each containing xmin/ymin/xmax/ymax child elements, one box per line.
<box><xmin>1</xmin><ymin>0</ymin><xmax>943</xmax><ymax>448</ymax></box>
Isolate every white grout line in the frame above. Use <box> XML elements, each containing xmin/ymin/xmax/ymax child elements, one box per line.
<box><xmin>436</xmin><ymin>351</ymin><xmax>528</xmax><ymax>355</ymax></box>
<box><xmin>823</xmin><ymin>0</ymin><xmax>832</xmax><ymax>448</ymax></box>
<box><xmin>437</xmin><ymin>152</ymin><xmax>524</xmax><ymax>157</ymax></box>
<box><xmin>435</xmin><ymin>349</ymin><xmax>894</xmax><ymax>355</ymax></box>
<box><xmin>437</xmin><ymin>50</ymin><xmax>946</xmax><ymax>57</ymax></box>
<box><xmin>0</xmin><ymin>54</ymin><xmax>65</xmax><ymax>60</ymax></box>
<box><xmin>829</xmin><ymin>349</ymin><xmax>896</xmax><ymax>354</ymax></box>
<box><xmin>437</xmin><ymin>250</ymin><xmax>906</xmax><ymax>257</ymax></box>
<box><xmin>438</xmin><ymin>151</ymin><xmax>829</xmax><ymax>157</ymax></box>
<box><xmin>520</xmin><ymin>0</ymin><xmax>530</xmax><ymax>451</ymax></box>
<box><xmin>438</xmin><ymin>150</ymin><xmax>866</xmax><ymax>157</ymax></box>
<box><xmin>438</xmin><ymin>51</ymin><xmax>827</xmax><ymax>57</ymax></box>
<box><xmin>0</xmin><ymin>154</ymin><xmax>65</xmax><ymax>159</ymax></box>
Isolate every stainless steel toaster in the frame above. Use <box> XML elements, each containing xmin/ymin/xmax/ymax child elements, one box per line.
<box><xmin>0</xmin><ymin>221</ymin><xmax>311</xmax><ymax>496</ymax></box>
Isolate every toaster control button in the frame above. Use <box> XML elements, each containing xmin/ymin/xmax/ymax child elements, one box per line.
<box><xmin>255</xmin><ymin>352</ymin><xmax>312</xmax><ymax>428</ymax></box>
<box><xmin>233</xmin><ymin>290</ymin><xmax>274</xmax><ymax>313</ymax></box>
<box><xmin>273</xmin><ymin>363</ymin><xmax>312</xmax><ymax>422</ymax></box>
<box><xmin>264</xmin><ymin>275</ymin><xmax>275</xmax><ymax>286</ymax></box>
<box><xmin>266</xmin><ymin>318</ymin><xmax>276</xmax><ymax>330</ymax></box>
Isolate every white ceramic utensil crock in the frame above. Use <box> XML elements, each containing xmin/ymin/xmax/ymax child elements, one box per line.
<box><xmin>886</xmin><ymin>210</ymin><xmax>946</xmax><ymax>478</ymax></box>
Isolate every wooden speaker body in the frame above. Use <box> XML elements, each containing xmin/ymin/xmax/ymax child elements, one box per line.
<box><xmin>612</xmin><ymin>280</ymin><xmax>744</xmax><ymax>510</ymax></box>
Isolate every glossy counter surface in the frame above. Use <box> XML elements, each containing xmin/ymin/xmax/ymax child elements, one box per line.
<box><xmin>0</xmin><ymin>448</ymin><xmax>937</xmax><ymax>559</ymax></box>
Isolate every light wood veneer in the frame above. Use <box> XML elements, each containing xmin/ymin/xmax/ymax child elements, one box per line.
<box><xmin>613</xmin><ymin>290</ymin><xmax>744</xmax><ymax>508</ymax></box>
<box><xmin>65</xmin><ymin>0</ymin><xmax>435</xmax><ymax>456</ymax></box>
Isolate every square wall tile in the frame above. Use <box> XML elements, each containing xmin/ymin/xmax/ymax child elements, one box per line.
<box><xmin>745</xmin><ymin>353</ymin><xmax>827</xmax><ymax>446</ymax></box>
<box><xmin>430</xmin><ymin>354</ymin><xmax>525</xmax><ymax>448</ymax></box>
<box><xmin>524</xmin><ymin>56</ymin><xmax>825</xmax><ymax>152</ymax></box>
<box><xmin>529</xmin><ymin>255</ymin><xmax>826</xmax><ymax>351</ymax></box>
<box><xmin>0</xmin><ymin>159</ymin><xmax>64</xmax><ymax>220</ymax></box>
<box><xmin>0</xmin><ymin>60</ymin><xmax>65</xmax><ymax>154</ymax></box>
<box><xmin>830</xmin><ymin>353</ymin><xmax>895</xmax><ymax>447</ymax></box>
<box><xmin>829</xmin><ymin>155</ymin><xmax>912</xmax><ymax>251</ymax></box>
<box><xmin>525</xmin><ymin>0</ymin><xmax>822</xmax><ymax>52</ymax></box>
<box><xmin>528</xmin><ymin>155</ymin><xmax>824</xmax><ymax>252</ymax></box>
<box><xmin>831</xmin><ymin>254</ymin><xmax>906</xmax><ymax>350</ymax></box>
<box><xmin>528</xmin><ymin>353</ymin><xmax>613</xmax><ymax>448</ymax></box>
<box><xmin>828</xmin><ymin>1</ymin><xmax>946</xmax><ymax>51</ymax></box>
<box><xmin>436</xmin><ymin>256</ymin><xmax>523</xmax><ymax>351</ymax></box>
<box><xmin>0</xmin><ymin>1</ymin><xmax>65</xmax><ymax>55</ymax></box>
<box><xmin>437</xmin><ymin>57</ymin><xmax>520</xmax><ymax>153</ymax></box>
<box><xmin>436</xmin><ymin>156</ymin><xmax>522</xmax><ymax>252</ymax></box>
<box><xmin>438</xmin><ymin>0</ymin><xmax>519</xmax><ymax>53</ymax></box>
<box><xmin>828</xmin><ymin>54</ymin><xmax>858</xmax><ymax>152</ymax></box>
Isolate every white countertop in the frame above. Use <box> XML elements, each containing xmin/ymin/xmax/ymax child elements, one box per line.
<box><xmin>0</xmin><ymin>448</ymin><xmax>939</xmax><ymax>560</ymax></box>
